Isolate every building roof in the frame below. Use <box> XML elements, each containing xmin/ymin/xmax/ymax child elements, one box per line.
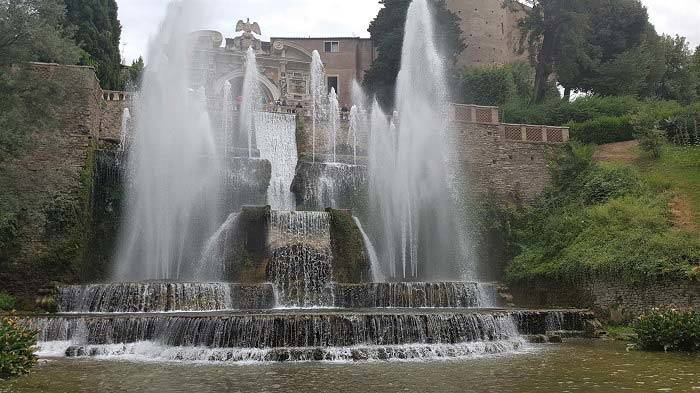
<box><xmin>271</xmin><ymin>37</ymin><xmax>372</xmax><ymax>41</ymax></box>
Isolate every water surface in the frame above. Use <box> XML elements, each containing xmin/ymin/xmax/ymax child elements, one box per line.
<box><xmin>2</xmin><ymin>341</ymin><xmax>698</xmax><ymax>392</ymax></box>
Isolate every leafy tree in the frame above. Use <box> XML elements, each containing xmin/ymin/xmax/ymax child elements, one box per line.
<box><xmin>690</xmin><ymin>46</ymin><xmax>700</xmax><ymax>98</ymax></box>
<box><xmin>653</xmin><ymin>35</ymin><xmax>697</xmax><ymax>103</ymax></box>
<box><xmin>0</xmin><ymin>0</ymin><xmax>82</xmax><ymax>65</ymax></box>
<box><xmin>363</xmin><ymin>0</ymin><xmax>465</xmax><ymax>109</ymax></box>
<box><xmin>504</xmin><ymin>0</ymin><xmax>590</xmax><ymax>103</ymax></box>
<box><xmin>0</xmin><ymin>0</ymin><xmax>82</xmax><ymax>158</ymax></box>
<box><xmin>123</xmin><ymin>56</ymin><xmax>144</xmax><ymax>91</ymax></box>
<box><xmin>564</xmin><ymin>0</ymin><xmax>649</xmax><ymax>97</ymax></box>
<box><xmin>65</xmin><ymin>0</ymin><xmax>123</xmax><ymax>90</ymax></box>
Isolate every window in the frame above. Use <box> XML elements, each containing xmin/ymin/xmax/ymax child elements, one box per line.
<box><xmin>327</xmin><ymin>76</ymin><xmax>339</xmax><ymax>95</ymax></box>
<box><xmin>324</xmin><ymin>41</ymin><xmax>340</xmax><ymax>53</ymax></box>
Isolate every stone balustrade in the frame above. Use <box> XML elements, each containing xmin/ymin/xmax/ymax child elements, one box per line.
<box><xmin>102</xmin><ymin>90</ymin><xmax>134</xmax><ymax>101</ymax></box>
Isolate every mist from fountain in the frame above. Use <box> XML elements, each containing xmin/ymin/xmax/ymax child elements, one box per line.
<box><xmin>239</xmin><ymin>46</ymin><xmax>259</xmax><ymax>158</ymax></box>
<box><xmin>310</xmin><ymin>50</ymin><xmax>326</xmax><ymax>163</ymax></box>
<box><xmin>367</xmin><ymin>0</ymin><xmax>471</xmax><ymax>280</ymax></box>
<box><xmin>113</xmin><ymin>2</ymin><xmax>223</xmax><ymax>281</ymax></box>
<box><xmin>328</xmin><ymin>88</ymin><xmax>340</xmax><ymax>163</ymax></box>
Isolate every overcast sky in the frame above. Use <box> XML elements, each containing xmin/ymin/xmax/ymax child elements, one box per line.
<box><xmin>116</xmin><ymin>0</ymin><xmax>699</xmax><ymax>64</ymax></box>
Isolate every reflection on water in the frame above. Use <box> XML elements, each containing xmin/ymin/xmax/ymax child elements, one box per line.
<box><xmin>1</xmin><ymin>341</ymin><xmax>698</xmax><ymax>393</ymax></box>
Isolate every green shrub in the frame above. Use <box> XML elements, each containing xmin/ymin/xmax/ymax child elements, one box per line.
<box><xmin>569</xmin><ymin>116</ymin><xmax>635</xmax><ymax>144</ymax></box>
<box><xmin>0</xmin><ymin>294</ymin><xmax>15</xmax><ymax>311</ymax></box>
<box><xmin>660</xmin><ymin>103</ymin><xmax>700</xmax><ymax>145</ymax></box>
<box><xmin>459</xmin><ymin>66</ymin><xmax>516</xmax><ymax>107</ymax></box>
<box><xmin>0</xmin><ymin>315</ymin><xmax>38</xmax><ymax>380</ymax></box>
<box><xmin>634</xmin><ymin>309</ymin><xmax>700</xmax><ymax>352</ymax></box>
<box><xmin>579</xmin><ymin>166</ymin><xmax>641</xmax><ymax>204</ymax></box>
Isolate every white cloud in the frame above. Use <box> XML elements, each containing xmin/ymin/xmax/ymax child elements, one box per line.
<box><xmin>641</xmin><ymin>0</ymin><xmax>700</xmax><ymax>49</ymax></box>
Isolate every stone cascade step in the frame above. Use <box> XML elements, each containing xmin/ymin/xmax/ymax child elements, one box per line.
<box><xmin>26</xmin><ymin>309</ymin><xmax>593</xmax><ymax>349</ymax></box>
<box><xmin>56</xmin><ymin>282</ymin><xmax>504</xmax><ymax>313</ymax></box>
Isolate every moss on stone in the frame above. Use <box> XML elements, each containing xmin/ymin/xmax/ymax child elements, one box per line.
<box><xmin>224</xmin><ymin>205</ymin><xmax>270</xmax><ymax>283</ymax></box>
<box><xmin>327</xmin><ymin>208</ymin><xmax>370</xmax><ymax>283</ymax></box>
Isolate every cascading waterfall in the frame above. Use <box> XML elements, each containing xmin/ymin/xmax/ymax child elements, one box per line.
<box><xmin>114</xmin><ymin>2</ymin><xmax>223</xmax><ymax>281</ymax></box>
<box><xmin>310</xmin><ymin>50</ymin><xmax>326</xmax><ymax>163</ymax></box>
<box><xmin>367</xmin><ymin>0</ymin><xmax>469</xmax><ymax>280</ymax></box>
<box><xmin>255</xmin><ymin>112</ymin><xmax>298</xmax><ymax>210</ymax></box>
<box><xmin>267</xmin><ymin>211</ymin><xmax>335</xmax><ymax>308</ymax></box>
<box><xmin>352</xmin><ymin>217</ymin><xmax>384</xmax><ymax>282</ymax></box>
<box><xmin>119</xmin><ymin>108</ymin><xmax>131</xmax><ymax>150</ymax></box>
<box><xmin>328</xmin><ymin>87</ymin><xmax>340</xmax><ymax>163</ymax></box>
<box><xmin>348</xmin><ymin>106</ymin><xmax>359</xmax><ymax>164</ymax></box>
<box><xmin>239</xmin><ymin>46</ymin><xmax>259</xmax><ymax>158</ymax></box>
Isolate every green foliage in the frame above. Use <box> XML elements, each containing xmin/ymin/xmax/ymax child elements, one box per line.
<box><xmin>363</xmin><ymin>0</ymin><xmax>465</xmax><ymax>108</ymax></box>
<box><xmin>660</xmin><ymin>103</ymin><xmax>700</xmax><ymax>146</ymax></box>
<box><xmin>652</xmin><ymin>35</ymin><xmax>698</xmax><ymax>104</ymax></box>
<box><xmin>0</xmin><ymin>315</ymin><xmax>37</xmax><ymax>380</ymax></box>
<box><xmin>65</xmin><ymin>0</ymin><xmax>123</xmax><ymax>90</ymax></box>
<box><xmin>503</xmin><ymin>95</ymin><xmax>642</xmax><ymax>126</ymax></box>
<box><xmin>458</xmin><ymin>66</ymin><xmax>516</xmax><ymax>106</ymax></box>
<box><xmin>0</xmin><ymin>210</ymin><xmax>19</xmax><ymax>253</ymax></box>
<box><xmin>569</xmin><ymin>116</ymin><xmax>635</xmax><ymax>145</ymax></box>
<box><xmin>504</xmin><ymin>144</ymin><xmax>700</xmax><ymax>284</ymax></box>
<box><xmin>0</xmin><ymin>293</ymin><xmax>15</xmax><ymax>311</ymax></box>
<box><xmin>634</xmin><ymin>309</ymin><xmax>700</xmax><ymax>352</ymax></box>
<box><xmin>0</xmin><ymin>0</ymin><xmax>83</xmax><ymax>65</ymax></box>
<box><xmin>123</xmin><ymin>56</ymin><xmax>143</xmax><ymax>91</ymax></box>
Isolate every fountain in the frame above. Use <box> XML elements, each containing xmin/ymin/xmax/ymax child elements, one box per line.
<box><xmin>221</xmin><ymin>80</ymin><xmax>233</xmax><ymax>158</ymax></box>
<box><xmin>114</xmin><ymin>2</ymin><xmax>224</xmax><ymax>281</ymax></box>
<box><xmin>18</xmin><ymin>0</ymin><xmax>599</xmax><ymax>367</ymax></box>
<box><xmin>367</xmin><ymin>0</ymin><xmax>469</xmax><ymax>281</ymax></box>
<box><xmin>328</xmin><ymin>87</ymin><xmax>340</xmax><ymax>163</ymax></box>
<box><xmin>310</xmin><ymin>50</ymin><xmax>326</xmax><ymax>163</ymax></box>
<box><xmin>119</xmin><ymin>108</ymin><xmax>130</xmax><ymax>150</ymax></box>
<box><xmin>239</xmin><ymin>47</ymin><xmax>259</xmax><ymax>158</ymax></box>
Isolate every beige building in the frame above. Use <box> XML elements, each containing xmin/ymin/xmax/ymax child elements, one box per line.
<box><xmin>445</xmin><ymin>0</ymin><xmax>528</xmax><ymax>68</ymax></box>
<box><xmin>271</xmin><ymin>37</ymin><xmax>375</xmax><ymax>109</ymax></box>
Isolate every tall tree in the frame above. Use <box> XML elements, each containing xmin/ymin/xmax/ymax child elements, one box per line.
<box><xmin>653</xmin><ymin>35</ymin><xmax>697</xmax><ymax>103</ymax></box>
<box><xmin>504</xmin><ymin>0</ymin><xmax>590</xmax><ymax>103</ymax></box>
<box><xmin>691</xmin><ymin>45</ymin><xmax>700</xmax><ymax>98</ymax></box>
<box><xmin>564</xmin><ymin>0</ymin><xmax>649</xmax><ymax>97</ymax></box>
<box><xmin>363</xmin><ymin>0</ymin><xmax>465</xmax><ymax>109</ymax></box>
<box><xmin>123</xmin><ymin>56</ymin><xmax>144</xmax><ymax>91</ymax></box>
<box><xmin>64</xmin><ymin>0</ymin><xmax>122</xmax><ymax>90</ymax></box>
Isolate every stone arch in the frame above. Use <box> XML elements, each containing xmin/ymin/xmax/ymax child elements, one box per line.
<box><xmin>213</xmin><ymin>70</ymin><xmax>281</xmax><ymax>101</ymax></box>
<box><xmin>275</xmin><ymin>40</ymin><xmax>313</xmax><ymax>63</ymax></box>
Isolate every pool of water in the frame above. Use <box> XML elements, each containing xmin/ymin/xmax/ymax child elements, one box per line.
<box><xmin>2</xmin><ymin>340</ymin><xmax>698</xmax><ymax>392</ymax></box>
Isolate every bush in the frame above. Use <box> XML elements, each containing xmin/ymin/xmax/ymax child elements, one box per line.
<box><xmin>0</xmin><ymin>294</ymin><xmax>15</xmax><ymax>311</ymax></box>
<box><xmin>0</xmin><ymin>315</ymin><xmax>38</xmax><ymax>380</ymax></box>
<box><xmin>660</xmin><ymin>103</ymin><xmax>700</xmax><ymax>145</ymax></box>
<box><xmin>569</xmin><ymin>116</ymin><xmax>635</xmax><ymax>144</ymax></box>
<box><xmin>634</xmin><ymin>309</ymin><xmax>700</xmax><ymax>352</ymax></box>
<box><xmin>459</xmin><ymin>66</ymin><xmax>516</xmax><ymax>107</ymax></box>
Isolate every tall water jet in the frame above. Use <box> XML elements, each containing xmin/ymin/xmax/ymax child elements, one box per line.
<box><xmin>328</xmin><ymin>87</ymin><xmax>340</xmax><ymax>163</ymax></box>
<box><xmin>119</xmin><ymin>108</ymin><xmax>131</xmax><ymax>150</ymax></box>
<box><xmin>353</xmin><ymin>217</ymin><xmax>384</xmax><ymax>282</ymax></box>
<box><xmin>255</xmin><ymin>112</ymin><xmax>298</xmax><ymax>210</ymax></box>
<box><xmin>114</xmin><ymin>2</ymin><xmax>223</xmax><ymax>281</ymax></box>
<box><xmin>196</xmin><ymin>212</ymin><xmax>239</xmax><ymax>280</ymax></box>
<box><xmin>239</xmin><ymin>46</ymin><xmax>259</xmax><ymax>158</ymax></box>
<box><xmin>348</xmin><ymin>105</ymin><xmax>359</xmax><ymax>164</ymax></box>
<box><xmin>310</xmin><ymin>51</ymin><xmax>326</xmax><ymax>162</ymax></box>
<box><xmin>368</xmin><ymin>0</ymin><xmax>469</xmax><ymax>280</ymax></box>
<box><xmin>221</xmin><ymin>80</ymin><xmax>233</xmax><ymax>158</ymax></box>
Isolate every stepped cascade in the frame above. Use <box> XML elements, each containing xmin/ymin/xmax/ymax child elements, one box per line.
<box><xmin>19</xmin><ymin>0</ymin><xmax>599</xmax><ymax>366</ymax></box>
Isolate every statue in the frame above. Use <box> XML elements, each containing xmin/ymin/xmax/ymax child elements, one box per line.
<box><xmin>236</xmin><ymin>18</ymin><xmax>261</xmax><ymax>38</ymax></box>
<box><xmin>233</xmin><ymin>18</ymin><xmax>262</xmax><ymax>51</ymax></box>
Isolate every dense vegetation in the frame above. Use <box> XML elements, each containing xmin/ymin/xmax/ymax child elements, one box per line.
<box><xmin>65</xmin><ymin>0</ymin><xmax>123</xmax><ymax>90</ymax></box>
<box><xmin>502</xmin><ymin>143</ymin><xmax>700</xmax><ymax>284</ymax></box>
<box><xmin>0</xmin><ymin>315</ymin><xmax>37</xmax><ymax>379</ymax></box>
<box><xmin>363</xmin><ymin>0</ymin><xmax>464</xmax><ymax>108</ymax></box>
<box><xmin>634</xmin><ymin>309</ymin><xmax>700</xmax><ymax>352</ymax></box>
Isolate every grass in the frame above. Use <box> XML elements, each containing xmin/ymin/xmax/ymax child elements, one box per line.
<box><xmin>636</xmin><ymin>145</ymin><xmax>700</xmax><ymax>231</ymax></box>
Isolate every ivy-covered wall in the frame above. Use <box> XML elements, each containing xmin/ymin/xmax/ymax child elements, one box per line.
<box><xmin>0</xmin><ymin>64</ymin><xmax>104</xmax><ymax>309</ymax></box>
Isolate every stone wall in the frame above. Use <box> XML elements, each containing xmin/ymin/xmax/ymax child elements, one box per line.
<box><xmin>99</xmin><ymin>90</ymin><xmax>134</xmax><ymax>142</ymax></box>
<box><xmin>445</xmin><ymin>0</ymin><xmax>529</xmax><ymax>68</ymax></box>
<box><xmin>0</xmin><ymin>63</ymin><xmax>104</xmax><ymax>307</ymax></box>
<box><xmin>510</xmin><ymin>279</ymin><xmax>700</xmax><ymax>322</ymax></box>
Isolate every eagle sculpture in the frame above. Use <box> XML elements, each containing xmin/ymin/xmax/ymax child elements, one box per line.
<box><xmin>236</xmin><ymin>18</ymin><xmax>261</xmax><ymax>36</ymax></box>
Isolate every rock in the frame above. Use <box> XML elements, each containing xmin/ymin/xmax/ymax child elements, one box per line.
<box><xmin>547</xmin><ymin>334</ymin><xmax>562</xmax><ymax>343</ymax></box>
<box><xmin>584</xmin><ymin>319</ymin><xmax>605</xmax><ymax>338</ymax></box>
<box><xmin>527</xmin><ymin>334</ymin><xmax>547</xmax><ymax>343</ymax></box>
